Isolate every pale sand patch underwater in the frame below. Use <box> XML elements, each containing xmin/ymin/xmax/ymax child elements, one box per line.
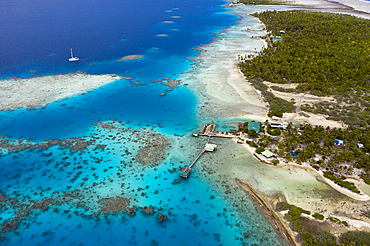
<box><xmin>181</xmin><ymin>6</ymin><xmax>279</xmax><ymax>121</ymax></box>
<box><xmin>115</xmin><ymin>55</ymin><xmax>144</xmax><ymax>62</ymax></box>
<box><xmin>0</xmin><ymin>73</ymin><xmax>122</xmax><ymax>110</ymax></box>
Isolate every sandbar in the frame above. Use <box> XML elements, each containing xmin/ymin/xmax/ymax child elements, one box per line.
<box><xmin>0</xmin><ymin>72</ymin><xmax>122</xmax><ymax>110</ymax></box>
<box><xmin>286</xmin><ymin>0</ymin><xmax>370</xmax><ymax>19</ymax></box>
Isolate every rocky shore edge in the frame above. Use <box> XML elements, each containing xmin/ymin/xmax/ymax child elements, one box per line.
<box><xmin>235</xmin><ymin>178</ymin><xmax>296</xmax><ymax>246</ymax></box>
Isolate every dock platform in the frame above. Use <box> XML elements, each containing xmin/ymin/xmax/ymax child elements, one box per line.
<box><xmin>180</xmin><ymin>135</ymin><xmax>216</xmax><ymax>178</ymax></box>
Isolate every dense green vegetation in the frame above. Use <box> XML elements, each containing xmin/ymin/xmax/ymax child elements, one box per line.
<box><xmin>246</xmin><ymin>140</ymin><xmax>258</xmax><ymax>147</ymax></box>
<box><xmin>339</xmin><ymin>231</ymin><xmax>370</xmax><ymax>245</ymax></box>
<box><xmin>267</xmin><ymin>125</ymin><xmax>282</xmax><ymax>136</ymax></box>
<box><xmin>241</xmin><ymin>11</ymin><xmax>370</xmax><ymax>95</ymax></box>
<box><xmin>255</xmin><ymin>146</ymin><xmax>265</xmax><ymax>154</ymax></box>
<box><xmin>239</xmin><ymin>11</ymin><xmax>370</xmax><ymax>125</ymax></box>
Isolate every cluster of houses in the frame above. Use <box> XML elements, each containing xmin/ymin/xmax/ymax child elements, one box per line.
<box><xmin>229</xmin><ymin>121</ymin><xmax>262</xmax><ymax>134</ymax></box>
<box><xmin>334</xmin><ymin>139</ymin><xmax>364</xmax><ymax>148</ymax></box>
<box><xmin>229</xmin><ymin>121</ymin><xmax>287</xmax><ymax>135</ymax></box>
<box><xmin>228</xmin><ymin>1</ymin><xmax>244</xmax><ymax>7</ymax></box>
<box><xmin>229</xmin><ymin>120</ymin><xmax>366</xmax><ymax>161</ymax></box>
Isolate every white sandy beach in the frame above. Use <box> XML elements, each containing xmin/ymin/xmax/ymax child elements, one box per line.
<box><xmin>0</xmin><ymin>73</ymin><xmax>122</xmax><ymax>110</ymax></box>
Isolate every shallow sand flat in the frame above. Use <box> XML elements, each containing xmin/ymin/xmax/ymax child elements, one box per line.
<box><xmin>206</xmin><ymin>139</ymin><xmax>370</xmax><ymax>225</ymax></box>
<box><xmin>286</xmin><ymin>0</ymin><xmax>370</xmax><ymax>19</ymax></box>
<box><xmin>181</xmin><ymin>6</ymin><xmax>292</xmax><ymax>121</ymax></box>
<box><xmin>0</xmin><ymin>73</ymin><xmax>122</xmax><ymax>110</ymax></box>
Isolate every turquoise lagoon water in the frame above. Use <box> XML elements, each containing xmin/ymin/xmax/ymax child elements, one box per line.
<box><xmin>0</xmin><ymin>0</ymin><xmax>286</xmax><ymax>245</ymax></box>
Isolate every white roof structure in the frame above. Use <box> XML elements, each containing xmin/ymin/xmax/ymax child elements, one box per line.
<box><xmin>261</xmin><ymin>150</ymin><xmax>275</xmax><ymax>158</ymax></box>
<box><xmin>204</xmin><ymin>144</ymin><xmax>217</xmax><ymax>152</ymax></box>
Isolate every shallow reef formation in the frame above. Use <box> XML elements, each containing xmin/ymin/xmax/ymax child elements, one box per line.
<box><xmin>0</xmin><ymin>188</ymin><xmax>162</xmax><ymax>237</ymax></box>
<box><xmin>0</xmin><ymin>120</ymin><xmax>174</xmax><ymax>239</ymax></box>
<box><xmin>157</xmin><ymin>213</ymin><xmax>167</xmax><ymax>222</ymax></box>
<box><xmin>0</xmin><ymin>192</ymin><xmax>54</xmax><ymax>235</ymax></box>
<box><xmin>0</xmin><ymin>137</ymin><xmax>93</xmax><ymax>154</ymax></box>
<box><xmin>161</xmin><ymin>79</ymin><xmax>181</xmax><ymax>90</ymax></box>
<box><xmin>98</xmin><ymin>197</ymin><xmax>130</xmax><ymax>214</ymax></box>
<box><xmin>135</xmin><ymin>134</ymin><xmax>170</xmax><ymax>165</ymax></box>
<box><xmin>141</xmin><ymin>205</ymin><xmax>155</xmax><ymax>214</ymax></box>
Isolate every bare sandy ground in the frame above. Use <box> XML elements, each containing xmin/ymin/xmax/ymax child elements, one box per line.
<box><xmin>0</xmin><ymin>73</ymin><xmax>122</xmax><ymax>110</ymax></box>
<box><xmin>261</xmin><ymin>82</ymin><xmax>346</xmax><ymax>128</ymax></box>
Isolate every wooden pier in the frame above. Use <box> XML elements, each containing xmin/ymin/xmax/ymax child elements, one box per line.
<box><xmin>180</xmin><ymin>135</ymin><xmax>216</xmax><ymax>178</ymax></box>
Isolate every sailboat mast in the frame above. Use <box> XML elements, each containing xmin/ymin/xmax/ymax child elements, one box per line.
<box><xmin>70</xmin><ymin>48</ymin><xmax>73</xmax><ymax>58</ymax></box>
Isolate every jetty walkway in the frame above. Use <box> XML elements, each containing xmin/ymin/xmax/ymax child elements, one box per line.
<box><xmin>189</xmin><ymin>149</ymin><xmax>205</xmax><ymax>169</ymax></box>
<box><xmin>180</xmin><ymin>135</ymin><xmax>217</xmax><ymax>178</ymax></box>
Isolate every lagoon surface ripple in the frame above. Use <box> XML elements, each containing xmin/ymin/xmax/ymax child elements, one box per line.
<box><xmin>0</xmin><ymin>0</ymin><xmax>286</xmax><ymax>245</ymax></box>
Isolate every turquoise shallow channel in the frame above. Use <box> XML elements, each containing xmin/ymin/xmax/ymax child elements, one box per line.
<box><xmin>0</xmin><ymin>0</ymin><xmax>287</xmax><ymax>245</ymax></box>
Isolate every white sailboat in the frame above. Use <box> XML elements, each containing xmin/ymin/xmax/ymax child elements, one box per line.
<box><xmin>69</xmin><ymin>48</ymin><xmax>79</xmax><ymax>62</ymax></box>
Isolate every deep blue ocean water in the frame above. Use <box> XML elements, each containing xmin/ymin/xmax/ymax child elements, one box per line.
<box><xmin>0</xmin><ymin>0</ymin><xmax>286</xmax><ymax>245</ymax></box>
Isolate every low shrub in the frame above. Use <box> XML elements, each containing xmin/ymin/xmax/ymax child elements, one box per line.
<box><xmin>275</xmin><ymin>202</ymin><xmax>290</xmax><ymax>211</ymax></box>
<box><xmin>323</xmin><ymin>171</ymin><xmax>360</xmax><ymax>193</ymax></box>
<box><xmin>313</xmin><ymin>213</ymin><xmax>324</xmax><ymax>220</ymax></box>
<box><xmin>246</xmin><ymin>141</ymin><xmax>258</xmax><ymax>148</ymax></box>
<box><xmin>328</xmin><ymin>216</ymin><xmax>340</xmax><ymax>223</ymax></box>
<box><xmin>363</xmin><ymin>177</ymin><xmax>370</xmax><ymax>185</ymax></box>
<box><xmin>255</xmin><ymin>146</ymin><xmax>265</xmax><ymax>154</ymax></box>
